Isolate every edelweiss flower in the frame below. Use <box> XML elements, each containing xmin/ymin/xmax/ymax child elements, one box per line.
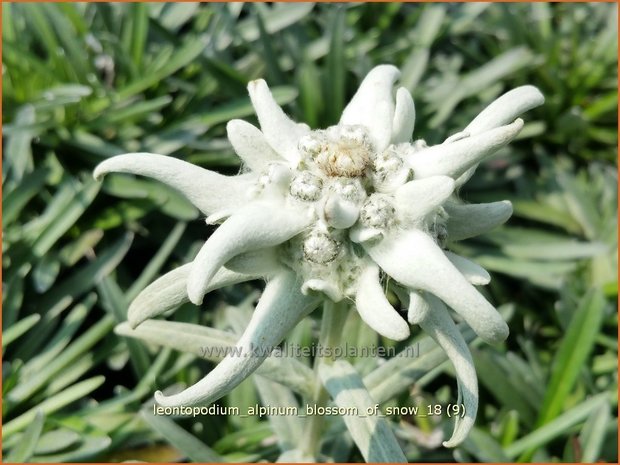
<box><xmin>94</xmin><ymin>65</ymin><xmax>543</xmax><ymax>447</ymax></box>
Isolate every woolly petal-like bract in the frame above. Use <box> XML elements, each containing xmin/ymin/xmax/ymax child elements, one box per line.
<box><xmin>93</xmin><ymin>153</ymin><xmax>253</xmax><ymax>216</ymax></box>
<box><xmin>365</xmin><ymin>230</ymin><xmax>508</xmax><ymax>344</ymax></box>
<box><xmin>323</xmin><ymin>193</ymin><xmax>360</xmax><ymax>229</ymax></box>
<box><xmin>355</xmin><ymin>263</ymin><xmax>410</xmax><ymax>341</ymax></box>
<box><xmin>340</xmin><ymin>65</ymin><xmax>400</xmax><ymax>152</ymax></box>
<box><xmin>301</xmin><ymin>279</ymin><xmax>343</xmax><ymax>302</ymax></box>
<box><xmin>406</xmin><ymin>119</ymin><xmax>523</xmax><ymax>179</ymax></box>
<box><xmin>445</xmin><ymin>201</ymin><xmax>513</xmax><ymax>242</ymax></box>
<box><xmin>395</xmin><ymin>176</ymin><xmax>455</xmax><ymax>222</ymax></box>
<box><xmin>248</xmin><ymin>79</ymin><xmax>310</xmax><ymax>164</ymax></box>
<box><xmin>187</xmin><ymin>202</ymin><xmax>312</xmax><ymax>305</ymax></box>
<box><xmin>465</xmin><ymin>86</ymin><xmax>544</xmax><ymax>135</ymax></box>
<box><xmin>407</xmin><ymin>290</ymin><xmax>430</xmax><ymax>325</ymax></box>
<box><xmin>128</xmin><ymin>249</ymin><xmax>280</xmax><ymax>328</ymax></box>
<box><xmin>445</xmin><ymin>252</ymin><xmax>490</xmax><ymax>286</ymax></box>
<box><xmin>155</xmin><ymin>270</ymin><xmax>320</xmax><ymax>407</ymax></box>
<box><xmin>419</xmin><ymin>295</ymin><xmax>478</xmax><ymax>447</ymax></box>
<box><xmin>226</xmin><ymin>119</ymin><xmax>283</xmax><ymax>172</ymax></box>
<box><xmin>391</xmin><ymin>87</ymin><xmax>416</xmax><ymax>144</ymax></box>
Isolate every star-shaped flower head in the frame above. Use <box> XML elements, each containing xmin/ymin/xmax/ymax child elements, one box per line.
<box><xmin>95</xmin><ymin>65</ymin><xmax>543</xmax><ymax>447</ymax></box>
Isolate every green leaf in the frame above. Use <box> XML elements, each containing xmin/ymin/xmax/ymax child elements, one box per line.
<box><xmin>462</xmin><ymin>427</ymin><xmax>510</xmax><ymax>462</ymax></box>
<box><xmin>6</xmin><ymin>410</ymin><xmax>45</xmax><ymax>462</ymax></box>
<box><xmin>325</xmin><ymin>6</ymin><xmax>346</xmax><ymax>124</ymax></box>
<box><xmin>99</xmin><ymin>96</ymin><xmax>172</xmax><ymax>125</ymax></box>
<box><xmin>126</xmin><ymin>221</ymin><xmax>187</xmax><ymax>301</ymax></box>
<box><xmin>97</xmin><ymin>277</ymin><xmax>151</xmax><ymax>377</ymax></box>
<box><xmin>319</xmin><ymin>360</ymin><xmax>407</xmax><ymax>463</ymax></box>
<box><xmin>579</xmin><ymin>399</ymin><xmax>610</xmax><ymax>462</ymax></box>
<box><xmin>189</xmin><ymin>85</ymin><xmax>299</xmax><ymax>128</ymax></box>
<box><xmin>506</xmin><ymin>394</ymin><xmax>609</xmax><ymax>458</ymax></box>
<box><xmin>232</xmin><ymin>3</ymin><xmax>315</xmax><ymax>46</ymax></box>
<box><xmin>32</xmin><ymin>255</ymin><xmax>61</xmax><ymax>293</ymax></box>
<box><xmin>512</xmin><ymin>199</ymin><xmax>583</xmax><ymax>234</ymax></box>
<box><xmin>22</xmin><ymin>294</ymin><xmax>96</xmax><ymax>375</ymax></box>
<box><xmin>474</xmin><ymin>351</ymin><xmax>537</xmax><ymax>426</ymax></box>
<box><xmin>33</xmin><ymin>428</ymin><xmax>81</xmax><ymax>455</ymax></box>
<box><xmin>254</xmin><ymin>375</ymin><xmax>303</xmax><ymax>451</ymax></box>
<box><xmin>297</xmin><ymin>60</ymin><xmax>322</xmax><ymax>128</ymax></box>
<box><xmin>401</xmin><ymin>5</ymin><xmax>445</xmax><ymax>92</ymax></box>
<box><xmin>538</xmin><ymin>289</ymin><xmax>606</xmax><ymax>425</ymax></box>
<box><xmin>5</xmin><ymin>105</ymin><xmax>36</xmax><ymax>183</ymax></box>
<box><xmin>7</xmin><ymin>316</ymin><xmax>114</xmax><ymax>405</ymax></box>
<box><xmin>364</xmin><ymin>323</ymin><xmax>477</xmax><ymax>404</ymax></box>
<box><xmin>2</xmin><ymin>166</ymin><xmax>49</xmax><ymax>227</ymax></box>
<box><xmin>3</xmin><ymin>376</ymin><xmax>105</xmax><ymax>437</ymax></box>
<box><xmin>129</xmin><ymin>3</ymin><xmax>148</xmax><ymax>69</ymax></box>
<box><xmin>115</xmin><ymin>319</ymin><xmax>315</xmax><ymax>399</ymax></box>
<box><xmin>254</xmin><ymin>5</ymin><xmax>285</xmax><ymax>85</ymax></box>
<box><xmin>13</xmin><ymin>234</ymin><xmax>132</xmax><ymax>361</ymax></box>
<box><xmin>33</xmin><ymin>435</ymin><xmax>112</xmax><ymax>462</ymax></box>
<box><xmin>31</xmin><ymin>178</ymin><xmax>100</xmax><ymax>258</ymax></box>
<box><xmin>157</xmin><ymin>2</ymin><xmax>200</xmax><ymax>32</ymax></box>
<box><xmin>3</xmin><ymin>314</ymin><xmax>41</xmax><ymax>348</ymax></box>
<box><xmin>96</xmin><ymin>34</ymin><xmax>208</xmax><ymax>107</ymax></box>
<box><xmin>140</xmin><ymin>410</ymin><xmax>225</xmax><ymax>462</ymax></box>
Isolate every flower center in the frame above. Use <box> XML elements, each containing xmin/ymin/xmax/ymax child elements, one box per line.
<box><xmin>302</xmin><ymin>230</ymin><xmax>341</xmax><ymax>264</ymax></box>
<box><xmin>255</xmin><ymin>126</ymin><xmax>418</xmax><ymax>301</ymax></box>
<box><xmin>359</xmin><ymin>194</ymin><xmax>396</xmax><ymax>229</ymax></box>
<box><xmin>298</xmin><ymin>125</ymin><xmax>372</xmax><ymax>178</ymax></box>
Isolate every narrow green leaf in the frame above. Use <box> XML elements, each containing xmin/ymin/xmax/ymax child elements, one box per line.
<box><xmin>3</xmin><ymin>314</ymin><xmax>41</xmax><ymax>348</ymax></box>
<box><xmin>97</xmin><ymin>277</ymin><xmax>151</xmax><ymax>377</ymax></box>
<box><xmin>5</xmin><ymin>105</ymin><xmax>36</xmax><ymax>183</ymax></box>
<box><xmin>462</xmin><ymin>427</ymin><xmax>510</xmax><ymax>462</ymax></box>
<box><xmin>158</xmin><ymin>2</ymin><xmax>200</xmax><ymax>32</ymax></box>
<box><xmin>8</xmin><ymin>316</ymin><xmax>114</xmax><ymax>404</ymax></box>
<box><xmin>538</xmin><ymin>289</ymin><xmax>606</xmax><ymax>424</ymax></box>
<box><xmin>364</xmin><ymin>324</ymin><xmax>477</xmax><ymax>404</ymax></box>
<box><xmin>319</xmin><ymin>360</ymin><xmax>407</xmax><ymax>463</ymax></box>
<box><xmin>32</xmin><ymin>255</ymin><xmax>61</xmax><ymax>293</ymax></box>
<box><xmin>325</xmin><ymin>6</ymin><xmax>346</xmax><ymax>124</ymax></box>
<box><xmin>254</xmin><ymin>375</ymin><xmax>303</xmax><ymax>451</ymax></box>
<box><xmin>579</xmin><ymin>400</ymin><xmax>610</xmax><ymax>462</ymax></box>
<box><xmin>3</xmin><ymin>376</ymin><xmax>105</xmax><ymax>437</ymax></box>
<box><xmin>474</xmin><ymin>351</ymin><xmax>537</xmax><ymax>426</ymax></box>
<box><xmin>231</xmin><ymin>3</ymin><xmax>315</xmax><ymax>46</ymax></box>
<box><xmin>99</xmin><ymin>96</ymin><xmax>172</xmax><ymax>125</ymax></box>
<box><xmin>22</xmin><ymin>294</ymin><xmax>96</xmax><ymax>376</ymax></box>
<box><xmin>14</xmin><ymin>234</ymin><xmax>132</xmax><ymax>361</ymax></box>
<box><xmin>33</xmin><ymin>428</ymin><xmax>81</xmax><ymax>455</ymax></box>
<box><xmin>141</xmin><ymin>410</ymin><xmax>225</xmax><ymax>462</ymax></box>
<box><xmin>512</xmin><ymin>199</ymin><xmax>583</xmax><ymax>234</ymax></box>
<box><xmin>116</xmin><ymin>35</ymin><xmax>208</xmax><ymax>101</ymax></box>
<box><xmin>126</xmin><ymin>222</ymin><xmax>187</xmax><ymax>301</ymax></box>
<box><xmin>190</xmin><ymin>86</ymin><xmax>298</xmax><ymax>128</ymax></box>
<box><xmin>115</xmin><ymin>320</ymin><xmax>315</xmax><ymax>399</ymax></box>
<box><xmin>130</xmin><ymin>3</ymin><xmax>148</xmax><ymax>69</ymax></box>
<box><xmin>297</xmin><ymin>60</ymin><xmax>322</xmax><ymax>128</ymax></box>
<box><xmin>401</xmin><ymin>5</ymin><xmax>445</xmax><ymax>92</ymax></box>
<box><xmin>254</xmin><ymin>5</ymin><xmax>285</xmax><ymax>85</ymax></box>
<box><xmin>33</xmin><ymin>436</ymin><xmax>112</xmax><ymax>462</ymax></box>
<box><xmin>502</xmin><ymin>241</ymin><xmax>607</xmax><ymax>261</ymax></box>
<box><xmin>31</xmin><ymin>178</ymin><xmax>101</xmax><ymax>257</ymax></box>
<box><xmin>506</xmin><ymin>394</ymin><xmax>608</xmax><ymax>458</ymax></box>
<box><xmin>2</xmin><ymin>167</ymin><xmax>49</xmax><ymax>227</ymax></box>
<box><xmin>2</xmin><ymin>274</ymin><xmax>25</xmax><ymax>329</ymax></box>
<box><xmin>6</xmin><ymin>410</ymin><xmax>45</xmax><ymax>463</ymax></box>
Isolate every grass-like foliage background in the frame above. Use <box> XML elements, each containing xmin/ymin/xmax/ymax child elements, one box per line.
<box><xmin>2</xmin><ymin>2</ymin><xmax>618</xmax><ymax>463</ymax></box>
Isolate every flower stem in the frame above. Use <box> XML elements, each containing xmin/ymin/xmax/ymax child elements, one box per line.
<box><xmin>299</xmin><ymin>299</ymin><xmax>348</xmax><ymax>459</ymax></box>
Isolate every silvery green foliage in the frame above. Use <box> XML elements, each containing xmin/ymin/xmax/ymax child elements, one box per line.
<box><xmin>94</xmin><ymin>65</ymin><xmax>543</xmax><ymax>448</ymax></box>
